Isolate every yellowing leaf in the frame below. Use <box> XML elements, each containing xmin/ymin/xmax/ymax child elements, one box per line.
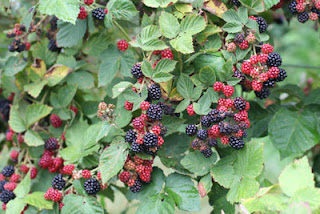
<box><xmin>30</xmin><ymin>59</ymin><xmax>47</xmax><ymax>79</ymax></box>
<box><xmin>204</xmin><ymin>0</ymin><xmax>227</xmax><ymax>18</ymax></box>
<box><xmin>45</xmin><ymin>65</ymin><xmax>72</xmax><ymax>86</ymax></box>
<box><xmin>169</xmin><ymin>88</ymin><xmax>184</xmax><ymax>101</ymax></box>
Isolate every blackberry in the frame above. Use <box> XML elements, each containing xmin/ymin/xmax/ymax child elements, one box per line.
<box><xmin>297</xmin><ymin>12</ymin><xmax>309</xmax><ymax>23</ymax></box>
<box><xmin>186</xmin><ymin>124</ymin><xmax>198</xmax><ymax>136</ymax></box>
<box><xmin>242</xmin><ymin>131</ymin><xmax>248</xmax><ymax>138</ymax></box>
<box><xmin>92</xmin><ymin>8</ymin><xmax>105</xmax><ymax>20</ymax></box>
<box><xmin>84</xmin><ymin>178</ymin><xmax>101</xmax><ymax>195</ymax></box>
<box><xmin>143</xmin><ymin>133</ymin><xmax>158</xmax><ymax>148</ymax></box>
<box><xmin>48</xmin><ymin>39</ymin><xmax>59</xmax><ymax>52</ymax></box>
<box><xmin>208</xmin><ymin>109</ymin><xmax>219</xmax><ymax>117</ymax></box>
<box><xmin>234</xmin><ymin>33</ymin><xmax>245</xmax><ymax>45</ymax></box>
<box><xmin>0</xmin><ymin>99</ymin><xmax>11</xmax><ymax>121</ymax></box>
<box><xmin>144</xmin><ymin>146</ymin><xmax>157</xmax><ymax>156</ymax></box>
<box><xmin>197</xmin><ymin>129</ymin><xmax>208</xmax><ymax>140</ymax></box>
<box><xmin>148</xmin><ymin>84</ymin><xmax>162</xmax><ymax>100</ymax></box>
<box><xmin>311</xmin><ymin>7</ymin><xmax>320</xmax><ymax>17</ymax></box>
<box><xmin>159</xmin><ymin>124</ymin><xmax>167</xmax><ymax>137</ymax></box>
<box><xmin>225</xmin><ymin>112</ymin><xmax>234</xmax><ymax>117</ymax></box>
<box><xmin>218</xmin><ymin>122</ymin><xmax>234</xmax><ymax>135</ymax></box>
<box><xmin>125</xmin><ymin>129</ymin><xmax>136</xmax><ymax>143</ymax></box>
<box><xmin>201</xmin><ymin>148</ymin><xmax>213</xmax><ymax>158</ymax></box>
<box><xmin>277</xmin><ymin>69</ymin><xmax>287</xmax><ymax>82</ymax></box>
<box><xmin>255</xmin><ymin>42</ymin><xmax>263</xmax><ymax>53</ymax></box>
<box><xmin>229</xmin><ymin>137</ymin><xmax>245</xmax><ymax>150</ymax></box>
<box><xmin>131</xmin><ymin>63</ymin><xmax>142</xmax><ymax>79</ymax></box>
<box><xmin>50</xmin><ymin>16</ymin><xmax>58</xmax><ymax>30</ymax></box>
<box><xmin>234</xmin><ymin>97</ymin><xmax>246</xmax><ymax>110</ymax></box>
<box><xmin>255</xmin><ymin>87</ymin><xmax>271</xmax><ymax>99</ymax></box>
<box><xmin>2</xmin><ymin>165</ymin><xmax>14</xmax><ymax>177</ymax></box>
<box><xmin>288</xmin><ymin>1</ymin><xmax>298</xmax><ymax>14</ymax></box>
<box><xmin>0</xmin><ymin>181</ymin><xmax>7</xmax><ymax>193</ymax></box>
<box><xmin>146</xmin><ymin>104</ymin><xmax>163</xmax><ymax>121</ymax></box>
<box><xmin>52</xmin><ymin>174</ymin><xmax>66</xmax><ymax>190</ymax></box>
<box><xmin>8</xmin><ymin>44</ymin><xmax>15</xmax><ymax>52</ymax></box>
<box><xmin>211</xmin><ymin>111</ymin><xmax>226</xmax><ymax>122</ymax></box>
<box><xmin>131</xmin><ymin>141</ymin><xmax>143</xmax><ymax>153</ymax></box>
<box><xmin>130</xmin><ymin>180</ymin><xmax>142</xmax><ymax>193</ymax></box>
<box><xmin>208</xmin><ymin>138</ymin><xmax>218</xmax><ymax>147</ymax></box>
<box><xmin>45</xmin><ymin>137</ymin><xmax>59</xmax><ymax>150</ymax></box>
<box><xmin>16</xmin><ymin>43</ymin><xmax>25</xmax><ymax>52</ymax></box>
<box><xmin>267</xmin><ymin>53</ymin><xmax>282</xmax><ymax>67</ymax></box>
<box><xmin>201</xmin><ymin>116</ymin><xmax>212</xmax><ymax>127</ymax></box>
<box><xmin>263</xmin><ymin>78</ymin><xmax>276</xmax><ymax>88</ymax></box>
<box><xmin>256</xmin><ymin>17</ymin><xmax>268</xmax><ymax>33</ymax></box>
<box><xmin>0</xmin><ymin>190</ymin><xmax>15</xmax><ymax>203</ymax></box>
<box><xmin>233</xmin><ymin>70</ymin><xmax>245</xmax><ymax>82</ymax></box>
<box><xmin>192</xmin><ymin>139</ymin><xmax>201</xmax><ymax>148</ymax></box>
<box><xmin>230</xmin><ymin>0</ymin><xmax>241</xmax><ymax>6</ymax></box>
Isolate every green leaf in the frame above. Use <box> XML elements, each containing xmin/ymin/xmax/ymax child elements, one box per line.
<box><xmin>96</xmin><ymin>122</ymin><xmax>111</xmax><ymax>141</ymax></box>
<box><xmin>265</xmin><ymin>0</ymin><xmax>280</xmax><ymax>10</ymax></box>
<box><xmin>199</xmin><ymin>66</ymin><xmax>216</xmax><ymax>86</ymax></box>
<box><xmin>24</xmin><ymin>129</ymin><xmax>44</xmax><ymax>146</ymax></box>
<box><xmin>99</xmin><ymin>139</ymin><xmax>129</xmax><ymax>184</ymax></box>
<box><xmin>196</xmin><ymin>24</ymin><xmax>222</xmax><ymax>43</ymax></box>
<box><xmin>199</xmin><ymin>174</ymin><xmax>213</xmax><ymax>197</ymax></box>
<box><xmin>8</xmin><ymin>107</ymin><xmax>26</xmax><ymax>133</ymax></box>
<box><xmin>136</xmin><ymin>194</ymin><xmax>175</xmax><ymax>214</ymax></box>
<box><xmin>279</xmin><ymin>156</ymin><xmax>315</xmax><ymax>197</ymax></box>
<box><xmin>38</xmin><ymin>0</ymin><xmax>80</xmax><ymax>24</ymax></box>
<box><xmin>290</xmin><ymin>188</ymin><xmax>320</xmax><ymax>211</ymax></box>
<box><xmin>177</xmin><ymin>73</ymin><xmax>194</xmax><ymax>99</ymax></box>
<box><xmin>24</xmin><ymin>80</ymin><xmax>48</xmax><ymax>98</ymax></box>
<box><xmin>155</xmin><ymin>59</ymin><xmax>177</xmax><ymax>73</ymax></box>
<box><xmin>32</xmin><ymin>39</ymin><xmax>58</xmax><ymax>67</ymax></box>
<box><xmin>159</xmin><ymin>12</ymin><xmax>180</xmax><ymax>39</ymax></box>
<box><xmin>304</xmin><ymin>88</ymin><xmax>320</xmax><ymax>106</ymax></box>
<box><xmin>153</xmin><ymin>72</ymin><xmax>173</xmax><ymax>83</ymax></box>
<box><xmin>269</xmin><ymin>109</ymin><xmax>320</xmax><ymax>158</ymax></box>
<box><xmin>175</xmin><ymin>99</ymin><xmax>190</xmax><ymax>113</ymax></box>
<box><xmin>160</xmin><ymin>116</ymin><xmax>186</xmax><ymax>135</ymax></box>
<box><xmin>222</xmin><ymin>22</ymin><xmax>243</xmax><ymax>33</ymax></box>
<box><xmin>26</xmin><ymin>104</ymin><xmax>53</xmax><ymax>127</ymax></box>
<box><xmin>99</xmin><ymin>46</ymin><xmax>135</xmax><ymax>86</ymax></box>
<box><xmin>238</xmin><ymin>7</ymin><xmax>248</xmax><ymax>24</ymax></box>
<box><xmin>143</xmin><ymin>0</ymin><xmax>178</xmax><ymax>8</ymax></box>
<box><xmin>227</xmin><ymin>178</ymin><xmax>260</xmax><ymax>203</ymax></box>
<box><xmin>112</xmin><ymin>81</ymin><xmax>133</xmax><ymax>98</ymax></box>
<box><xmin>222</xmin><ymin>9</ymin><xmax>241</xmax><ymax>23</ymax></box>
<box><xmin>4</xmin><ymin>56</ymin><xmax>27</xmax><ymax>76</ymax></box>
<box><xmin>181</xmin><ymin>150</ymin><xmax>219</xmax><ymax>176</ymax></box>
<box><xmin>193</xmin><ymin>89</ymin><xmax>218</xmax><ymax>115</ymax></box>
<box><xmin>6</xmin><ymin>198</ymin><xmax>26</xmax><ymax>214</ymax></box>
<box><xmin>57</xmin><ymin>19</ymin><xmax>87</xmax><ymax>48</ymax></box>
<box><xmin>179</xmin><ymin>14</ymin><xmax>206</xmax><ymax>36</ymax></box>
<box><xmin>83</xmin><ymin>34</ymin><xmax>110</xmax><ymax>56</ymax></box>
<box><xmin>14</xmin><ymin>171</ymin><xmax>31</xmax><ymax>198</ymax></box>
<box><xmin>50</xmin><ymin>85</ymin><xmax>77</xmax><ymax>108</ymax></box>
<box><xmin>170</xmin><ymin>34</ymin><xmax>194</xmax><ymax>54</ymax></box>
<box><xmin>66</xmin><ymin>70</ymin><xmax>95</xmax><ymax>90</ymax></box>
<box><xmin>165</xmin><ymin>173</ymin><xmax>200</xmax><ymax>211</ymax></box>
<box><xmin>24</xmin><ymin>192</ymin><xmax>54</xmax><ymax>210</ymax></box>
<box><xmin>141</xmin><ymin>59</ymin><xmax>154</xmax><ymax>78</ymax></box>
<box><xmin>107</xmin><ymin>0</ymin><xmax>139</xmax><ymax>21</ymax></box>
<box><xmin>61</xmin><ymin>194</ymin><xmax>104</xmax><ymax>214</ymax></box>
<box><xmin>23</xmin><ymin>6</ymin><xmax>37</xmax><ymax>30</ymax></box>
<box><xmin>142</xmin><ymin>14</ymin><xmax>153</xmax><ymax>28</ymax></box>
<box><xmin>210</xmin><ymin>156</ymin><xmax>235</xmax><ymax>188</ymax></box>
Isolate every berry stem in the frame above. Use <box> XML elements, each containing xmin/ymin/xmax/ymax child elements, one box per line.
<box><xmin>113</xmin><ymin>21</ymin><xmax>131</xmax><ymax>42</ymax></box>
<box><xmin>281</xmin><ymin>64</ymin><xmax>320</xmax><ymax>70</ymax></box>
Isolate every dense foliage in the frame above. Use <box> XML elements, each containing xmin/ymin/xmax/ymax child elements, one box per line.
<box><xmin>0</xmin><ymin>0</ymin><xmax>319</xmax><ymax>213</ymax></box>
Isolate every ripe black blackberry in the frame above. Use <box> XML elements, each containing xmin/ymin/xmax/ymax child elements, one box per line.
<box><xmin>288</xmin><ymin>1</ymin><xmax>298</xmax><ymax>14</ymax></box>
<box><xmin>48</xmin><ymin>39</ymin><xmax>59</xmax><ymax>52</ymax></box>
<box><xmin>16</xmin><ymin>43</ymin><xmax>26</xmax><ymax>52</ymax></box>
<box><xmin>230</xmin><ymin>0</ymin><xmax>241</xmax><ymax>6</ymax></box>
<box><xmin>144</xmin><ymin>146</ymin><xmax>157</xmax><ymax>156</ymax></box>
<box><xmin>192</xmin><ymin>139</ymin><xmax>201</xmax><ymax>148</ymax></box>
<box><xmin>92</xmin><ymin>8</ymin><xmax>105</xmax><ymax>20</ymax></box>
<box><xmin>131</xmin><ymin>63</ymin><xmax>142</xmax><ymax>79</ymax></box>
<box><xmin>0</xmin><ymin>181</ymin><xmax>7</xmax><ymax>193</ymax></box>
<box><xmin>131</xmin><ymin>141</ymin><xmax>143</xmax><ymax>153</ymax></box>
<box><xmin>211</xmin><ymin>111</ymin><xmax>226</xmax><ymax>122</ymax></box>
<box><xmin>8</xmin><ymin>44</ymin><xmax>15</xmax><ymax>52</ymax></box>
<box><xmin>0</xmin><ymin>99</ymin><xmax>11</xmax><ymax>121</ymax></box>
<box><xmin>208</xmin><ymin>138</ymin><xmax>218</xmax><ymax>147</ymax></box>
<box><xmin>277</xmin><ymin>69</ymin><xmax>287</xmax><ymax>82</ymax></box>
<box><xmin>0</xmin><ymin>190</ymin><xmax>15</xmax><ymax>203</ymax></box>
<box><xmin>125</xmin><ymin>129</ymin><xmax>136</xmax><ymax>143</ymax></box>
<box><xmin>201</xmin><ymin>116</ymin><xmax>212</xmax><ymax>127</ymax></box>
<box><xmin>234</xmin><ymin>33</ymin><xmax>245</xmax><ymax>45</ymax></box>
<box><xmin>186</xmin><ymin>124</ymin><xmax>198</xmax><ymax>136</ymax></box>
<box><xmin>233</xmin><ymin>70</ymin><xmax>245</xmax><ymax>82</ymax></box>
<box><xmin>45</xmin><ymin>137</ymin><xmax>59</xmax><ymax>150</ymax></box>
<box><xmin>229</xmin><ymin>137</ymin><xmax>245</xmax><ymax>150</ymax></box>
<box><xmin>143</xmin><ymin>133</ymin><xmax>158</xmax><ymax>148</ymax></box>
<box><xmin>148</xmin><ymin>84</ymin><xmax>162</xmax><ymax>100</ymax></box>
<box><xmin>311</xmin><ymin>7</ymin><xmax>320</xmax><ymax>17</ymax></box>
<box><xmin>218</xmin><ymin>122</ymin><xmax>234</xmax><ymax>135</ymax></box>
<box><xmin>267</xmin><ymin>53</ymin><xmax>282</xmax><ymax>67</ymax></box>
<box><xmin>130</xmin><ymin>179</ymin><xmax>142</xmax><ymax>193</ymax></box>
<box><xmin>256</xmin><ymin>17</ymin><xmax>268</xmax><ymax>33</ymax></box>
<box><xmin>263</xmin><ymin>78</ymin><xmax>276</xmax><ymax>88</ymax></box>
<box><xmin>201</xmin><ymin>148</ymin><xmax>213</xmax><ymax>158</ymax></box>
<box><xmin>159</xmin><ymin>124</ymin><xmax>167</xmax><ymax>137</ymax></box>
<box><xmin>197</xmin><ymin>129</ymin><xmax>208</xmax><ymax>140</ymax></box>
<box><xmin>52</xmin><ymin>174</ymin><xmax>66</xmax><ymax>190</ymax></box>
<box><xmin>297</xmin><ymin>12</ymin><xmax>309</xmax><ymax>23</ymax></box>
<box><xmin>50</xmin><ymin>16</ymin><xmax>58</xmax><ymax>30</ymax></box>
<box><xmin>146</xmin><ymin>104</ymin><xmax>163</xmax><ymax>121</ymax></box>
<box><xmin>2</xmin><ymin>165</ymin><xmax>14</xmax><ymax>177</ymax></box>
<box><xmin>84</xmin><ymin>178</ymin><xmax>101</xmax><ymax>195</ymax></box>
<box><xmin>234</xmin><ymin>97</ymin><xmax>246</xmax><ymax>110</ymax></box>
<box><xmin>255</xmin><ymin>87</ymin><xmax>271</xmax><ymax>99</ymax></box>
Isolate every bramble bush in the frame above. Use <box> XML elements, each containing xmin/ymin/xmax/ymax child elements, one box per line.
<box><xmin>0</xmin><ymin>0</ymin><xmax>319</xmax><ymax>213</ymax></box>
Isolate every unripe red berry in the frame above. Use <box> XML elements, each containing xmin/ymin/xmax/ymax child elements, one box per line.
<box><xmin>62</xmin><ymin>165</ymin><xmax>75</xmax><ymax>175</ymax></box>
<box><xmin>10</xmin><ymin>150</ymin><xmax>19</xmax><ymax>160</ymax></box>
<box><xmin>124</xmin><ymin>101</ymin><xmax>133</xmax><ymax>111</ymax></box>
<box><xmin>6</xmin><ymin>130</ymin><xmax>14</xmax><ymax>141</ymax></box>
<box><xmin>82</xmin><ymin>170</ymin><xmax>91</xmax><ymax>179</ymax></box>
<box><xmin>50</xmin><ymin>114</ymin><xmax>62</xmax><ymax>128</ymax></box>
<box><xmin>227</xmin><ymin>42</ymin><xmax>236</xmax><ymax>52</ymax></box>
<box><xmin>223</xmin><ymin>85</ymin><xmax>234</xmax><ymax>97</ymax></box>
<box><xmin>213</xmin><ymin>81</ymin><xmax>224</xmax><ymax>92</ymax></box>
<box><xmin>84</xmin><ymin>0</ymin><xmax>94</xmax><ymax>5</ymax></box>
<box><xmin>259</xmin><ymin>73</ymin><xmax>269</xmax><ymax>82</ymax></box>
<box><xmin>239</xmin><ymin>40</ymin><xmax>249</xmax><ymax>50</ymax></box>
<box><xmin>221</xmin><ymin>136</ymin><xmax>229</xmax><ymax>145</ymax></box>
<box><xmin>30</xmin><ymin>167</ymin><xmax>37</xmax><ymax>179</ymax></box>
<box><xmin>69</xmin><ymin>105</ymin><xmax>78</xmax><ymax>115</ymax></box>
<box><xmin>187</xmin><ymin>104</ymin><xmax>195</xmax><ymax>116</ymax></box>
<box><xmin>161</xmin><ymin>49</ymin><xmax>173</xmax><ymax>60</ymax></box>
<box><xmin>25</xmin><ymin>42</ymin><xmax>31</xmax><ymax>51</ymax></box>
<box><xmin>310</xmin><ymin>12</ymin><xmax>319</xmax><ymax>21</ymax></box>
<box><xmin>117</xmin><ymin>40</ymin><xmax>129</xmax><ymax>51</ymax></box>
<box><xmin>241</xmin><ymin>61</ymin><xmax>252</xmax><ymax>75</ymax></box>
<box><xmin>250</xmin><ymin>55</ymin><xmax>258</xmax><ymax>64</ymax></box>
<box><xmin>119</xmin><ymin>171</ymin><xmax>131</xmax><ymax>183</ymax></box>
<box><xmin>140</xmin><ymin>101</ymin><xmax>150</xmax><ymax>111</ymax></box>
<box><xmin>258</xmin><ymin>54</ymin><xmax>268</xmax><ymax>63</ymax></box>
<box><xmin>132</xmin><ymin>117</ymin><xmax>146</xmax><ymax>131</ymax></box>
<box><xmin>261</xmin><ymin>44</ymin><xmax>274</xmax><ymax>54</ymax></box>
<box><xmin>10</xmin><ymin>173</ymin><xmax>20</xmax><ymax>183</ymax></box>
<box><xmin>78</xmin><ymin>7</ymin><xmax>88</xmax><ymax>19</ymax></box>
<box><xmin>20</xmin><ymin>165</ymin><xmax>29</xmax><ymax>173</ymax></box>
<box><xmin>252</xmin><ymin>80</ymin><xmax>263</xmax><ymax>91</ymax></box>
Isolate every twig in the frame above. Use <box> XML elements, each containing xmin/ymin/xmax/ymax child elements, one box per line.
<box><xmin>281</xmin><ymin>64</ymin><xmax>320</xmax><ymax>70</ymax></box>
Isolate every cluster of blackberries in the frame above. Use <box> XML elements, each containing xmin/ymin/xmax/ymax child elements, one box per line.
<box><xmin>46</xmin><ymin>17</ymin><xmax>61</xmax><ymax>52</ymax></box>
<box><xmin>289</xmin><ymin>0</ymin><xmax>320</xmax><ymax>23</ymax></box>
<box><xmin>119</xmin><ymin>155</ymin><xmax>154</xmax><ymax>192</ymax></box>
<box><xmin>6</xmin><ymin>24</ymin><xmax>30</xmax><ymax>52</ymax></box>
<box><xmin>230</xmin><ymin>0</ymin><xmax>241</xmax><ymax>6</ymax></box>
<box><xmin>235</xmin><ymin>43</ymin><xmax>287</xmax><ymax>99</ymax></box>
<box><xmin>158</xmin><ymin>102</ymin><xmax>180</xmax><ymax>117</ymax></box>
<box><xmin>0</xmin><ymin>165</ymin><xmax>18</xmax><ymax>205</ymax></box>
<box><xmin>186</xmin><ymin>97</ymin><xmax>251</xmax><ymax>156</ymax></box>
